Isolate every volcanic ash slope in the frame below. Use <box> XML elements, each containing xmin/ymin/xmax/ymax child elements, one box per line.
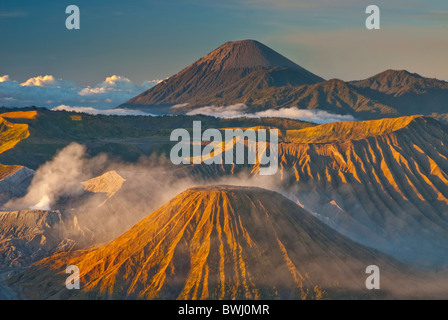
<box><xmin>12</xmin><ymin>186</ymin><xmax>417</xmax><ymax>300</ymax></box>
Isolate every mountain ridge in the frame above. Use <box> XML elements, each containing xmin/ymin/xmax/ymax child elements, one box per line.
<box><xmin>120</xmin><ymin>41</ymin><xmax>448</xmax><ymax>120</ymax></box>
<box><xmin>351</xmin><ymin>69</ymin><xmax>448</xmax><ymax>96</ymax></box>
<box><xmin>350</xmin><ymin>69</ymin><xmax>448</xmax><ymax>115</ymax></box>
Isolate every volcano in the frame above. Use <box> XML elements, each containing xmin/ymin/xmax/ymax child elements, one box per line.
<box><xmin>120</xmin><ymin>41</ymin><xmax>448</xmax><ymax>120</ymax></box>
<box><xmin>119</xmin><ymin>40</ymin><xmax>324</xmax><ymax>111</ymax></box>
<box><xmin>13</xmin><ymin>185</ymin><xmax>411</xmax><ymax>300</ymax></box>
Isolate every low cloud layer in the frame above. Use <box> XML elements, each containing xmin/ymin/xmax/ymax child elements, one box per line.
<box><xmin>254</xmin><ymin>107</ymin><xmax>355</xmax><ymax>123</ymax></box>
<box><xmin>53</xmin><ymin>105</ymin><xmax>157</xmax><ymax>116</ymax></box>
<box><xmin>0</xmin><ymin>74</ymin><xmax>161</xmax><ymax>109</ymax></box>
<box><xmin>186</xmin><ymin>104</ymin><xmax>355</xmax><ymax>123</ymax></box>
<box><xmin>1</xmin><ymin>74</ymin><xmax>355</xmax><ymax>123</ymax></box>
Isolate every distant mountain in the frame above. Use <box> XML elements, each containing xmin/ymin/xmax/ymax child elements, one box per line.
<box><xmin>120</xmin><ymin>40</ymin><xmax>324</xmax><ymax>110</ymax></box>
<box><xmin>216</xmin><ymin>78</ymin><xmax>398</xmax><ymax>117</ymax></box>
<box><xmin>13</xmin><ymin>186</ymin><xmax>408</xmax><ymax>299</ymax></box>
<box><xmin>120</xmin><ymin>41</ymin><xmax>448</xmax><ymax>120</ymax></box>
<box><xmin>351</xmin><ymin>69</ymin><xmax>448</xmax><ymax>115</ymax></box>
<box><xmin>351</xmin><ymin>69</ymin><xmax>448</xmax><ymax>96</ymax></box>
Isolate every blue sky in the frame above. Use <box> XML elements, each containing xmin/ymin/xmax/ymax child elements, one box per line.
<box><xmin>1</xmin><ymin>0</ymin><xmax>447</xmax><ymax>109</ymax></box>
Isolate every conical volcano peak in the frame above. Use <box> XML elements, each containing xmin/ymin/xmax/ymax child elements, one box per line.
<box><xmin>196</xmin><ymin>39</ymin><xmax>305</xmax><ymax>72</ymax></box>
<box><xmin>13</xmin><ymin>185</ymin><xmax>406</xmax><ymax>300</ymax></box>
<box><xmin>121</xmin><ymin>39</ymin><xmax>323</xmax><ymax>108</ymax></box>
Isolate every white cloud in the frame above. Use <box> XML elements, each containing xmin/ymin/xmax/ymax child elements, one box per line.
<box><xmin>0</xmin><ymin>75</ymin><xmax>11</xmax><ymax>83</ymax></box>
<box><xmin>0</xmin><ymin>74</ymin><xmax>160</xmax><ymax>109</ymax></box>
<box><xmin>79</xmin><ymin>75</ymin><xmax>157</xmax><ymax>96</ymax></box>
<box><xmin>186</xmin><ymin>103</ymin><xmax>248</xmax><ymax>118</ymax></box>
<box><xmin>170</xmin><ymin>103</ymin><xmax>190</xmax><ymax>109</ymax></box>
<box><xmin>186</xmin><ymin>104</ymin><xmax>355</xmax><ymax>123</ymax></box>
<box><xmin>53</xmin><ymin>105</ymin><xmax>156</xmax><ymax>116</ymax></box>
<box><xmin>20</xmin><ymin>75</ymin><xmax>75</xmax><ymax>88</ymax></box>
<box><xmin>254</xmin><ymin>107</ymin><xmax>355</xmax><ymax>123</ymax></box>
<box><xmin>1</xmin><ymin>75</ymin><xmax>355</xmax><ymax>123</ymax></box>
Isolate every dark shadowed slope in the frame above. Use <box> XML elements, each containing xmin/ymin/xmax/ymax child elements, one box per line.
<box><xmin>351</xmin><ymin>70</ymin><xmax>448</xmax><ymax>115</ymax></box>
<box><xmin>217</xmin><ymin>78</ymin><xmax>398</xmax><ymax>117</ymax></box>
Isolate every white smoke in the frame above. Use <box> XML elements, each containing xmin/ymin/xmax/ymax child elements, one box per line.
<box><xmin>4</xmin><ymin>142</ymin><xmax>448</xmax><ymax>299</ymax></box>
<box><xmin>4</xmin><ymin>142</ymin><xmax>283</xmax><ymax>243</ymax></box>
<box><xmin>29</xmin><ymin>195</ymin><xmax>51</xmax><ymax>211</ymax></box>
<box><xmin>5</xmin><ymin>143</ymin><xmax>108</xmax><ymax>210</ymax></box>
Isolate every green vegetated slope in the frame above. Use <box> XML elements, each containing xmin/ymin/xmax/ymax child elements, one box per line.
<box><xmin>0</xmin><ymin>107</ymin><xmax>315</xmax><ymax>169</ymax></box>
